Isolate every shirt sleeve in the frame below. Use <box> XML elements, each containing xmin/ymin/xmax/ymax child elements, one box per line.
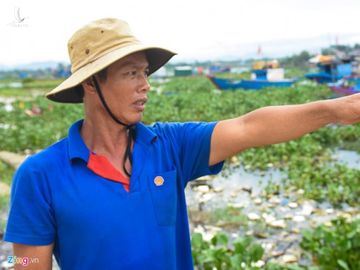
<box><xmin>162</xmin><ymin>121</ymin><xmax>224</xmax><ymax>187</ymax></box>
<box><xmin>3</xmin><ymin>156</ymin><xmax>56</xmax><ymax>245</ymax></box>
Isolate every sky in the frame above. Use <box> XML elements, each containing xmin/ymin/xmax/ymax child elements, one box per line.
<box><xmin>0</xmin><ymin>0</ymin><xmax>359</xmax><ymax>66</ymax></box>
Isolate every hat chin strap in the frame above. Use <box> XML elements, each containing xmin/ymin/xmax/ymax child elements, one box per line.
<box><xmin>92</xmin><ymin>76</ymin><xmax>134</xmax><ymax>178</ymax></box>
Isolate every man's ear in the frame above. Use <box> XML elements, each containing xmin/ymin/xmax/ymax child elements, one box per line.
<box><xmin>81</xmin><ymin>78</ymin><xmax>96</xmax><ymax>94</ymax></box>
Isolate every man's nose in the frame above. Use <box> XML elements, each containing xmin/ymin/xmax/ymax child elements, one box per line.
<box><xmin>138</xmin><ymin>75</ymin><xmax>151</xmax><ymax>93</ymax></box>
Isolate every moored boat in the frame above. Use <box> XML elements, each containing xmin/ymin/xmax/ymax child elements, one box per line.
<box><xmin>208</xmin><ymin>60</ymin><xmax>297</xmax><ymax>90</ymax></box>
<box><xmin>208</xmin><ymin>75</ymin><xmax>296</xmax><ymax>90</ymax></box>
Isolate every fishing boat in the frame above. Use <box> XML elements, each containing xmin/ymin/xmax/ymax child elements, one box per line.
<box><xmin>207</xmin><ymin>75</ymin><xmax>296</xmax><ymax>90</ymax></box>
<box><xmin>207</xmin><ymin>61</ymin><xmax>297</xmax><ymax>90</ymax></box>
<box><xmin>305</xmin><ymin>55</ymin><xmax>353</xmax><ymax>84</ymax></box>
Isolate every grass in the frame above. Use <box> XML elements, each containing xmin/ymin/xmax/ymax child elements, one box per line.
<box><xmin>0</xmin><ymin>194</ymin><xmax>9</xmax><ymax>234</ymax></box>
<box><xmin>0</xmin><ymin>160</ymin><xmax>14</xmax><ymax>186</ymax></box>
<box><xmin>23</xmin><ymin>79</ymin><xmax>64</xmax><ymax>89</ymax></box>
<box><xmin>0</xmin><ymin>88</ymin><xmax>46</xmax><ymax>97</ymax></box>
<box><xmin>0</xmin><ymin>194</ymin><xmax>9</xmax><ymax>213</ymax></box>
<box><xmin>0</xmin><ymin>161</ymin><xmax>14</xmax><ymax>234</ymax></box>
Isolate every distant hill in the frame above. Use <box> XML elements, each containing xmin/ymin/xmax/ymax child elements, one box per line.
<box><xmin>0</xmin><ymin>65</ymin><xmax>10</xmax><ymax>70</ymax></box>
<box><xmin>172</xmin><ymin>33</ymin><xmax>360</xmax><ymax>63</ymax></box>
<box><xmin>1</xmin><ymin>32</ymin><xmax>359</xmax><ymax>70</ymax></box>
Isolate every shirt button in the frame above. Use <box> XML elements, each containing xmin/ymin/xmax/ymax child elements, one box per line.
<box><xmin>154</xmin><ymin>176</ymin><xmax>164</xmax><ymax>186</ymax></box>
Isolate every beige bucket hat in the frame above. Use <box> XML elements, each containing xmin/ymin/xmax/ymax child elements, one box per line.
<box><xmin>46</xmin><ymin>18</ymin><xmax>176</xmax><ymax>103</ymax></box>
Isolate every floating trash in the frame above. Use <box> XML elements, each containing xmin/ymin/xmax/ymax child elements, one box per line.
<box><xmin>0</xmin><ymin>260</ymin><xmax>13</xmax><ymax>270</ymax></box>
<box><xmin>4</xmin><ymin>104</ymin><xmax>13</xmax><ymax>112</ymax></box>
<box><xmin>269</xmin><ymin>196</ymin><xmax>281</xmax><ymax>205</ymax></box>
<box><xmin>262</xmin><ymin>213</ymin><xmax>276</xmax><ymax>224</ymax></box>
<box><xmin>227</xmin><ymin>202</ymin><xmax>246</xmax><ymax>208</ymax></box>
<box><xmin>0</xmin><ymin>124</ymin><xmax>10</xmax><ymax>129</ymax></box>
<box><xmin>254</xmin><ymin>231</ymin><xmax>268</xmax><ymax>239</ymax></box>
<box><xmin>241</xmin><ymin>185</ymin><xmax>252</xmax><ymax>194</ymax></box>
<box><xmin>300</xmin><ymin>202</ymin><xmax>315</xmax><ymax>216</ymax></box>
<box><xmin>297</xmin><ymin>189</ymin><xmax>305</xmax><ymax>195</ymax></box>
<box><xmin>213</xmin><ymin>186</ymin><xmax>224</xmax><ymax>193</ymax></box>
<box><xmin>194</xmin><ymin>185</ymin><xmax>210</xmax><ymax>193</ymax></box>
<box><xmin>254</xmin><ymin>198</ymin><xmax>262</xmax><ymax>205</ymax></box>
<box><xmin>199</xmin><ymin>193</ymin><xmax>215</xmax><ymax>203</ymax></box>
<box><xmin>288</xmin><ymin>202</ymin><xmax>298</xmax><ymax>209</ymax></box>
<box><xmin>268</xmin><ymin>219</ymin><xmax>287</xmax><ymax>229</ymax></box>
<box><xmin>252</xmin><ymin>260</ymin><xmax>265</xmax><ymax>267</ymax></box>
<box><xmin>281</xmin><ymin>254</ymin><xmax>297</xmax><ymax>263</ymax></box>
<box><xmin>247</xmin><ymin>213</ymin><xmax>261</xmax><ymax>221</ymax></box>
<box><xmin>292</xmin><ymin>215</ymin><xmax>305</xmax><ymax>222</ymax></box>
<box><xmin>193</xmin><ymin>225</ymin><xmax>222</xmax><ymax>242</ymax></box>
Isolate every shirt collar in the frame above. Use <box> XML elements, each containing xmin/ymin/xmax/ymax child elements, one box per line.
<box><xmin>67</xmin><ymin>119</ymin><xmax>158</xmax><ymax>161</ymax></box>
<box><xmin>134</xmin><ymin>122</ymin><xmax>158</xmax><ymax>145</ymax></box>
<box><xmin>68</xmin><ymin>119</ymin><xmax>90</xmax><ymax>162</ymax></box>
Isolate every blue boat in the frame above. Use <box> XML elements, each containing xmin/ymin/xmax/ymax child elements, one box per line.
<box><xmin>208</xmin><ymin>76</ymin><xmax>296</xmax><ymax>90</ymax></box>
<box><xmin>208</xmin><ymin>65</ymin><xmax>231</xmax><ymax>74</ymax></box>
<box><xmin>207</xmin><ymin>61</ymin><xmax>298</xmax><ymax>90</ymax></box>
<box><xmin>305</xmin><ymin>55</ymin><xmax>353</xmax><ymax>84</ymax></box>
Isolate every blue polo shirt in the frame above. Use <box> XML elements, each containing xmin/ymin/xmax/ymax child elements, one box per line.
<box><xmin>4</xmin><ymin>119</ymin><xmax>224</xmax><ymax>270</ymax></box>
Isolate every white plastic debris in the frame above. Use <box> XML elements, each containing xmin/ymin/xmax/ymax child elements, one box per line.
<box><xmin>288</xmin><ymin>202</ymin><xmax>298</xmax><ymax>209</ymax></box>
<box><xmin>268</xmin><ymin>219</ymin><xmax>287</xmax><ymax>229</ymax></box>
<box><xmin>292</xmin><ymin>215</ymin><xmax>305</xmax><ymax>222</ymax></box>
<box><xmin>247</xmin><ymin>213</ymin><xmax>261</xmax><ymax>221</ymax></box>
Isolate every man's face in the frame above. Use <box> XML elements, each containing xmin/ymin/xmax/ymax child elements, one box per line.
<box><xmin>96</xmin><ymin>51</ymin><xmax>150</xmax><ymax>124</ymax></box>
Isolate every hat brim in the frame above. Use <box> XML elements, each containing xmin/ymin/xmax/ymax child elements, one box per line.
<box><xmin>46</xmin><ymin>45</ymin><xmax>176</xmax><ymax>103</ymax></box>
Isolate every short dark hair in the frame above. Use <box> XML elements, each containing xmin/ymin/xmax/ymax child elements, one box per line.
<box><xmin>96</xmin><ymin>67</ymin><xmax>108</xmax><ymax>82</ymax></box>
<box><xmin>78</xmin><ymin>67</ymin><xmax>108</xmax><ymax>99</ymax></box>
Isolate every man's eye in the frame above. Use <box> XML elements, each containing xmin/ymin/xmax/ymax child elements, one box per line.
<box><xmin>123</xmin><ymin>70</ymin><xmax>137</xmax><ymax>77</ymax></box>
<box><xmin>124</xmin><ymin>69</ymin><xmax>149</xmax><ymax>77</ymax></box>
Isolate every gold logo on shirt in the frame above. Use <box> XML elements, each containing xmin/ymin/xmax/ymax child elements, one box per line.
<box><xmin>154</xmin><ymin>176</ymin><xmax>164</xmax><ymax>186</ymax></box>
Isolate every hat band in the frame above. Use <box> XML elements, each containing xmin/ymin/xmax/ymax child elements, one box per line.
<box><xmin>92</xmin><ymin>76</ymin><xmax>134</xmax><ymax>178</ymax></box>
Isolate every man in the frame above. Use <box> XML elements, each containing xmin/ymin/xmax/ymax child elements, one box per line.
<box><xmin>3</xmin><ymin>18</ymin><xmax>360</xmax><ymax>270</ymax></box>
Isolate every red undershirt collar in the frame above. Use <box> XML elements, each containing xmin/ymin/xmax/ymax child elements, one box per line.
<box><xmin>87</xmin><ymin>152</ymin><xmax>130</xmax><ymax>192</ymax></box>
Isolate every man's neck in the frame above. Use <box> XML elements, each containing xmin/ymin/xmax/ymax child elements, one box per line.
<box><xmin>80</xmin><ymin>116</ymin><xmax>129</xmax><ymax>159</ymax></box>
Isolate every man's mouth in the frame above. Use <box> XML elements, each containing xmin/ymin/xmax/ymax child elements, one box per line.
<box><xmin>133</xmin><ymin>98</ymin><xmax>147</xmax><ymax>111</ymax></box>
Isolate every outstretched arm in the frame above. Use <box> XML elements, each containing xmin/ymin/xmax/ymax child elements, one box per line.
<box><xmin>209</xmin><ymin>93</ymin><xmax>360</xmax><ymax>166</ymax></box>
